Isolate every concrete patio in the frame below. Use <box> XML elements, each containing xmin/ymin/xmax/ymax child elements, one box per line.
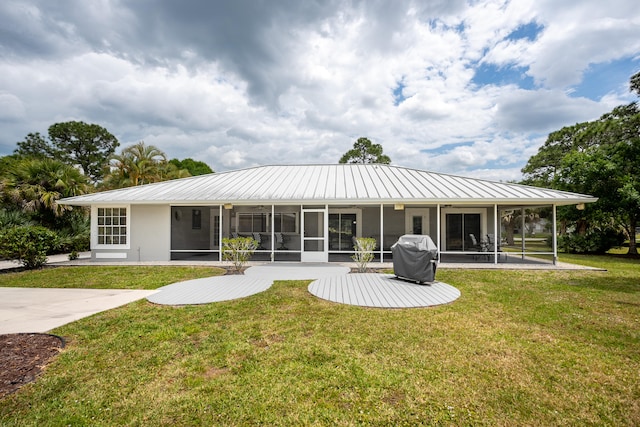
<box><xmin>148</xmin><ymin>263</ymin><xmax>461</xmax><ymax>308</ymax></box>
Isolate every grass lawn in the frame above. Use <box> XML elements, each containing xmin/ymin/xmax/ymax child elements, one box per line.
<box><xmin>1</xmin><ymin>257</ymin><xmax>639</xmax><ymax>426</ymax></box>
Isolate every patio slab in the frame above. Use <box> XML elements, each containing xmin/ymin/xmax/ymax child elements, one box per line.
<box><xmin>244</xmin><ymin>263</ymin><xmax>350</xmax><ymax>280</ymax></box>
<box><xmin>147</xmin><ymin>276</ymin><xmax>272</xmax><ymax>305</ymax></box>
<box><xmin>309</xmin><ymin>274</ymin><xmax>461</xmax><ymax>308</ymax></box>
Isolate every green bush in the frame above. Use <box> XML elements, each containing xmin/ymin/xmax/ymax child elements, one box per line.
<box><xmin>352</xmin><ymin>237</ymin><xmax>377</xmax><ymax>273</ymax></box>
<box><xmin>0</xmin><ymin>226</ymin><xmax>60</xmax><ymax>269</ymax></box>
<box><xmin>557</xmin><ymin>228</ymin><xmax>625</xmax><ymax>254</ymax></box>
<box><xmin>222</xmin><ymin>236</ymin><xmax>258</xmax><ymax>273</ymax></box>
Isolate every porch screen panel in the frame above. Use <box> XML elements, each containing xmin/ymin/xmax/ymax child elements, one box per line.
<box><xmin>329</xmin><ymin>213</ymin><xmax>356</xmax><ymax>250</ymax></box>
<box><xmin>446</xmin><ymin>214</ymin><xmax>463</xmax><ymax>250</ymax></box>
<box><xmin>303</xmin><ymin>211</ymin><xmax>324</xmax><ymax>252</ymax></box>
<box><xmin>271</xmin><ymin>213</ymin><xmax>297</xmax><ymax>233</ymax></box>
<box><xmin>464</xmin><ymin>214</ymin><xmax>481</xmax><ymax>250</ymax></box>
<box><xmin>446</xmin><ymin>213</ymin><xmax>481</xmax><ymax>251</ymax></box>
<box><xmin>412</xmin><ymin>215</ymin><xmax>423</xmax><ymax>235</ymax></box>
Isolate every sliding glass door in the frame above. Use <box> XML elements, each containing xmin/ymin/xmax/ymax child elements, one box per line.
<box><xmin>446</xmin><ymin>213</ymin><xmax>481</xmax><ymax>251</ymax></box>
<box><xmin>329</xmin><ymin>213</ymin><xmax>356</xmax><ymax>251</ymax></box>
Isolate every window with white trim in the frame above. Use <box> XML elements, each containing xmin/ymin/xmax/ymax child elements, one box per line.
<box><xmin>271</xmin><ymin>213</ymin><xmax>297</xmax><ymax>233</ymax></box>
<box><xmin>237</xmin><ymin>213</ymin><xmax>267</xmax><ymax>233</ymax></box>
<box><xmin>97</xmin><ymin>207</ymin><xmax>127</xmax><ymax>245</ymax></box>
<box><xmin>236</xmin><ymin>212</ymin><xmax>298</xmax><ymax>233</ymax></box>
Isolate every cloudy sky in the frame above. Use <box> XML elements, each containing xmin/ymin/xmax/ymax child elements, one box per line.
<box><xmin>1</xmin><ymin>0</ymin><xmax>639</xmax><ymax>181</ymax></box>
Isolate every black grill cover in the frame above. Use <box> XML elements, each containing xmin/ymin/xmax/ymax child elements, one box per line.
<box><xmin>391</xmin><ymin>234</ymin><xmax>438</xmax><ymax>283</ymax></box>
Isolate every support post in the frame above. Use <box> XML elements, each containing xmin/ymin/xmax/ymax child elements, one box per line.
<box><xmin>271</xmin><ymin>205</ymin><xmax>275</xmax><ymax>262</ymax></box>
<box><xmin>380</xmin><ymin>203</ymin><xmax>384</xmax><ymax>263</ymax></box>
<box><xmin>521</xmin><ymin>207</ymin><xmax>526</xmax><ymax>260</ymax></box>
<box><xmin>219</xmin><ymin>205</ymin><xmax>223</xmax><ymax>262</ymax></box>
<box><xmin>552</xmin><ymin>204</ymin><xmax>558</xmax><ymax>265</ymax></box>
<box><xmin>436</xmin><ymin>204</ymin><xmax>441</xmax><ymax>263</ymax></box>
<box><xmin>494</xmin><ymin>204</ymin><xmax>498</xmax><ymax>264</ymax></box>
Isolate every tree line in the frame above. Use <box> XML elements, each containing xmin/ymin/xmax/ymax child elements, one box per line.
<box><xmin>0</xmin><ymin>121</ymin><xmax>213</xmax><ymax>267</ymax></box>
<box><xmin>2</xmin><ymin>68</ymin><xmax>638</xmax><ymax>268</ymax></box>
<box><xmin>522</xmin><ymin>71</ymin><xmax>640</xmax><ymax>255</ymax></box>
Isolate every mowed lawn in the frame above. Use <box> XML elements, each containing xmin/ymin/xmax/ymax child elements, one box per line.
<box><xmin>1</xmin><ymin>257</ymin><xmax>639</xmax><ymax>426</ymax></box>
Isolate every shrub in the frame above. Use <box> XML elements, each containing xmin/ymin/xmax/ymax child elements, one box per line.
<box><xmin>0</xmin><ymin>226</ymin><xmax>59</xmax><ymax>269</ymax></box>
<box><xmin>222</xmin><ymin>236</ymin><xmax>258</xmax><ymax>273</ymax></box>
<box><xmin>56</xmin><ymin>215</ymin><xmax>90</xmax><ymax>254</ymax></box>
<box><xmin>557</xmin><ymin>228</ymin><xmax>625</xmax><ymax>254</ymax></box>
<box><xmin>0</xmin><ymin>209</ymin><xmax>34</xmax><ymax>230</ymax></box>
<box><xmin>352</xmin><ymin>237</ymin><xmax>377</xmax><ymax>273</ymax></box>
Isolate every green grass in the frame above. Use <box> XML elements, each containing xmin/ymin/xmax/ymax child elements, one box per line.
<box><xmin>0</xmin><ymin>265</ymin><xmax>225</xmax><ymax>289</ymax></box>
<box><xmin>1</xmin><ymin>258</ymin><xmax>639</xmax><ymax>426</ymax></box>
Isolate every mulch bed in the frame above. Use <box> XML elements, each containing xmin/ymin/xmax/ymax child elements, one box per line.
<box><xmin>0</xmin><ymin>333</ymin><xmax>65</xmax><ymax>398</ymax></box>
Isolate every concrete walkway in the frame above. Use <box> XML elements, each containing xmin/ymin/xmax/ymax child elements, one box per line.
<box><xmin>0</xmin><ymin>287</ymin><xmax>157</xmax><ymax>334</ymax></box>
<box><xmin>244</xmin><ymin>263</ymin><xmax>350</xmax><ymax>280</ymax></box>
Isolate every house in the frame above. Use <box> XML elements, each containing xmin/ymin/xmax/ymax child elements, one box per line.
<box><xmin>59</xmin><ymin>164</ymin><xmax>597</xmax><ymax>264</ymax></box>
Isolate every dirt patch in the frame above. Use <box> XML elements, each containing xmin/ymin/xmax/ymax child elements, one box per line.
<box><xmin>0</xmin><ymin>333</ymin><xmax>65</xmax><ymax>398</ymax></box>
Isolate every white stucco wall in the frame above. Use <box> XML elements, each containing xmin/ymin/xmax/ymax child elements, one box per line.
<box><xmin>130</xmin><ymin>205</ymin><xmax>171</xmax><ymax>261</ymax></box>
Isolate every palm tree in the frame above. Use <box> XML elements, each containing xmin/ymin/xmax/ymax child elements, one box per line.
<box><xmin>103</xmin><ymin>141</ymin><xmax>191</xmax><ymax>188</ymax></box>
<box><xmin>1</xmin><ymin>157</ymin><xmax>91</xmax><ymax>223</ymax></box>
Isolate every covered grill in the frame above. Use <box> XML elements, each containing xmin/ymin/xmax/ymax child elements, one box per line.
<box><xmin>391</xmin><ymin>234</ymin><xmax>438</xmax><ymax>284</ymax></box>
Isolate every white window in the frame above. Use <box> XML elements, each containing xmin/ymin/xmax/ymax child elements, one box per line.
<box><xmin>237</xmin><ymin>213</ymin><xmax>267</xmax><ymax>233</ymax></box>
<box><xmin>236</xmin><ymin>212</ymin><xmax>298</xmax><ymax>233</ymax></box>
<box><xmin>96</xmin><ymin>207</ymin><xmax>129</xmax><ymax>247</ymax></box>
<box><xmin>271</xmin><ymin>213</ymin><xmax>297</xmax><ymax>233</ymax></box>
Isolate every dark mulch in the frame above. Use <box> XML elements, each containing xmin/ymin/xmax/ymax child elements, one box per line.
<box><xmin>0</xmin><ymin>333</ymin><xmax>65</xmax><ymax>398</ymax></box>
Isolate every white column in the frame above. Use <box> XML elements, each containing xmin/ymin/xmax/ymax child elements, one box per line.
<box><xmin>494</xmin><ymin>204</ymin><xmax>498</xmax><ymax>264</ymax></box>
<box><xmin>380</xmin><ymin>203</ymin><xmax>384</xmax><ymax>263</ymax></box>
<box><xmin>436</xmin><ymin>204</ymin><xmax>441</xmax><ymax>263</ymax></box>
<box><xmin>218</xmin><ymin>205</ymin><xmax>223</xmax><ymax>262</ymax></box>
<box><xmin>271</xmin><ymin>205</ymin><xmax>275</xmax><ymax>262</ymax></box>
<box><xmin>521</xmin><ymin>207</ymin><xmax>526</xmax><ymax>260</ymax></box>
<box><xmin>552</xmin><ymin>204</ymin><xmax>558</xmax><ymax>265</ymax></box>
<box><xmin>300</xmin><ymin>204</ymin><xmax>304</xmax><ymax>255</ymax></box>
<box><xmin>324</xmin><ymin>204</ymin><xmax>329</xmax><ymax>255</ymax></box>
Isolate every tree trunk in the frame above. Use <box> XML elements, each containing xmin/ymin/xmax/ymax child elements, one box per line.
<box><xmin>577</xmin><ymin>219</ymin><xmax>588</xmax><ymax>235</ymax></box>
<box><xmin>628</xmin><ymin>216</ymin><xmax>638</xmax><ymax>255</ymax></box>
<box><xmin>505</xmin><ymin>221</ymin><xmax>515</xmax><ymax>245</ymax></box>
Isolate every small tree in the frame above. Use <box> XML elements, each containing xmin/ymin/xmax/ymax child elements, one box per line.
<box><xmin>339</xmin><ymin>137</ymin><xmax>391</xmax><ymax>164</ymax></box>
<box><xmin>352</xmin><ymin>237</ymin><xmax>377</xmax><ymax>273</ymax></box>
<box><xmin>222</xmin><ymin>236</ymin><xmax>258</xmax><ymax>273</ymax></box>
<box><xmin>0</xmin><ymin>226</ymin><xmax>59</xmax><ymax>269</ymax></box>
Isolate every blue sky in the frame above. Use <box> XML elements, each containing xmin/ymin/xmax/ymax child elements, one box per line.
<box><xmin>0</xmin><ymin>0</ymin><xmax>638</xmax><ymax>182</ymax></box>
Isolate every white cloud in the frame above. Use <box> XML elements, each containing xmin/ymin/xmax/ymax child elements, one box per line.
<box><xmin>0</xmin><ymin>0</ymin><xmax>638</xmax><ymax>182</ymax></box>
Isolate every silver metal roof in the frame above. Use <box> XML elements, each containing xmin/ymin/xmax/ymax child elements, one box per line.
<box><xmin>59</xmin><ymin>164</ymin><xmax>597</xmax><ymax>206</ymax></box>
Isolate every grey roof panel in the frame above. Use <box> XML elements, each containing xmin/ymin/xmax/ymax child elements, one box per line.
<box><xmin>60</xmin><ymin>164</ymin><xmax>598</xmax><ymax>206</ymax></box>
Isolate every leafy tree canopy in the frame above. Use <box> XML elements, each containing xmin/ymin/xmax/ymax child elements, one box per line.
<box><xmin>0</xmin><ymin>156</ymin><xmax>92</xmax><ymax>228</ymax></box>
<box><xmin>339</xmin><ymin>137</ymin><xmax>391</xmax><ymax>164</ymax></box>
<box><xmin>102</xmin><ymin>141</ymin><xmax>191</xmax><ymax>189</ymax></box>
<box><xmin>15</xmin><ymin>121</ymin><xmax>119</xmax><ymax>183</ymax></box>
<box><xmin>169</xmin><ymin>158</ymin><xmax>214</xmax><ymax>175</ymax></box>
<box><xmin>522</xmin><ymin>72</ymin><xmax>640</xmax><ymax>255</ymax></box>
<box><xmin>631</xmin><ymin>70</ymin><xmax>640</xmax><ymax>96</ymax></box>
